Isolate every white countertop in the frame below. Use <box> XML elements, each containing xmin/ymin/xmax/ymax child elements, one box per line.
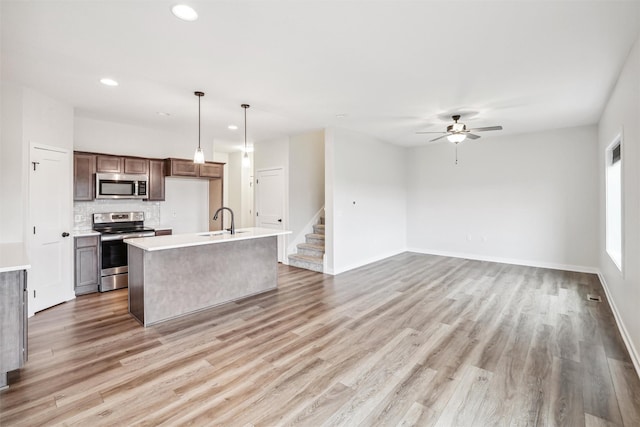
<box><xmin>0</xmin><ymin>243</ymin><xmax>31</xmax><ymax>273</ymax></box>
<box><xmin>74</xmin><ymin>229</ymin><xmax>100</xmax><ymax>237</ymax></box>
<box><xmin>124</xmin><ymin>227</ymin><xmax>291</xmax><ymax>252</ymax></box>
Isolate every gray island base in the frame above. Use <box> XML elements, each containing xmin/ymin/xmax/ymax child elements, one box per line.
<box><xmin>127</xmin><ymin>232</ymin><xmax>282</xmax><ymax>326</ymax></box>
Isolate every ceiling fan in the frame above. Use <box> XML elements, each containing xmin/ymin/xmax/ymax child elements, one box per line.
<box><xmin>416</xmin><ymin>115</ymin><xmax>503</xmax><ymax>143</ymax></box>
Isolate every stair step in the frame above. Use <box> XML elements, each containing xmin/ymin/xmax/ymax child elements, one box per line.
<box><xmin>305</xmin><ymin>233</ymin><xmax>325</xmax><ymax>245</ymax></box>
<box><xmin>313</xmin><ymin>224</ymin><xmax>325</xmax><ymax>235</ymax></box>
<box><xmin>297</xmin><ymin>242</ymin><xmax>325</xmax><ymax>257</ymax></box>
<box><xmin>289</xmin><ymin>254</ymin><xmax>323</xmax><ymax>273</ymax></box>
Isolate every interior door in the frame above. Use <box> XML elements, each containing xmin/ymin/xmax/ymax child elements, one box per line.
<box><xmin>256</xmin><ymin>168</ymin><xmax>285</xmax><ymax>262</ymax></box>
<box><xmin>29</xmin><ymin>145</ymin><xmax>73</xmax><ymax>314</ymax></box>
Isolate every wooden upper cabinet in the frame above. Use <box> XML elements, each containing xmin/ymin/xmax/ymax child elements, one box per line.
<box><xmin>148</xmin><ymin>159</ymin><xmax>165</xmax><ymax>201</ymax></box>
<box><xmin>97</xmin><ymin>155</ymin><xmax>149</xmax><ymax>175</ymax></box>
<box><xmin>74</xmin><ymin>153</ymin><xmax>96</xmax><ymax>201</ymax></box>
<box><xmin>165</xmin><ymin>158</ymin><xmax>199</xmax><ymax>177</ymax></box>
<box><xmin>96</xmin><ymin>155</ymin><xmax>123</xmax><ymax>173</ymax></box>
<box><xmin>124</xmin><ymin>157</ymin><xmax>149</xmax><ymax>175</ymax></box>
<box><xmin>200</xmin><ymin>162</ymin><xmax>223</xmax><ymax>178</ymax></box>
<box><xmin>165</xmin><ymin>158</ymin><xmax>225</xmax><ymax>178</ymax></box>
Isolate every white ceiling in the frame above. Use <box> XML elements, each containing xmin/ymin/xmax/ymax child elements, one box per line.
<box><xmin>2</xmin><ymin>1</ymin><xmax>639</xmax><ymax>152</ymax></box>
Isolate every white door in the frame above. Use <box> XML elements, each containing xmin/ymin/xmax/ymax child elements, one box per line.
<box><xmin>256</xmin><ymin>168</ymin><xmax>285</xmax><ymax>262</ymax></box>
<box><xmin>29</xmin><ymin>145</ymin><xmax>73</xmax><ymax>314</ymax></box>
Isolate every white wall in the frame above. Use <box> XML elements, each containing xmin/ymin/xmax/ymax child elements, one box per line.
<box><xmin>598</xmin><ymin>34</ymin><xmax>640</xmax><ymax>371</ymax></box>
<box><xmin>288</xmin><ymin>130</ymin><xmax>325</xmax><ymax>254</ymax></box>
<box><xmin>160</xmin><ymin>178</ymin><xmax>209</xmax><ymax>233</ymax></box>
<box><xmin>325</xmin><ymin>127</ymin><xmax>407</xmax><ymax>274</ymax></box>
<box><xmin>226</xmin><ymin>151</ymin><xmax>254</xmax><ymax>228</ymax></box>
<box><xmin>406</xmin><ymin>126</ymin><xmax>599</xmax><ymax>272</ymax></box>
<box><xmin>0</xmin><ymin>82</ymin><xmax>24</xmax><ymax>242</ymax></box>
<box><xmin>0</xmin><ymin>83</ymin><xmax>74</xmax><ymax>243</ymax></box>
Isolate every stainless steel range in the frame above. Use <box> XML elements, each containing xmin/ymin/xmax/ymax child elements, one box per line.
<box><xmin>93</xmin><ymin>212</ymin><xmax>155</xmax><ymax>292</ymax></box>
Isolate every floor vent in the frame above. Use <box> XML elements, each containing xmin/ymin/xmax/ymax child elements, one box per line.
<box><xmin>587</xmin><ymin>294</ymin><xmax>602</xmax><ymax>302</ymax></box>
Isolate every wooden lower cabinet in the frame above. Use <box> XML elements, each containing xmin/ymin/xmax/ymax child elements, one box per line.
<box><xmin>0</xmin><ymin>269</ymin><xmax>27</xmax><ymax>389</ymax></box>
<box><xmin>155</xmin><ymin>229</ymin><xmax>172</xmax><ymax>236</ymax></box>
<box><xmin>74</xmin><ymin>236</ymin><xmax>100</xmax><ymax>296</ymax></box>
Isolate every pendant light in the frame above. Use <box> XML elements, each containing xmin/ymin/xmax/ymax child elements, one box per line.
<box><xmin>193</xmin><ymin>91</ymin><xmax>205</xmax><ymax>164</ymax></box>
<box><xmin>241</xmin><ymin>104</ymin><xmax>250</xmax><ymax>168</ymax></box>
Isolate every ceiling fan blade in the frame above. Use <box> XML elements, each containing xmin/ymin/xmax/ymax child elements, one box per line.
<box><xmin>429</xmin><ymin>134</ymin><xmax>450</xmax><ymax>142</ymax></box>
<box><xmin>416</xmin><ymin>131</ymin><xmax>446</xmax><ymax>134</ymax></box>
<box><xmin>468</xmin><ymin>125</ymin><xmax>503</xmax><ymax>132</ymax></box>
<box><xmin>466</xmin><ymin>133</ymin><xmax>480</xmax><ymax>140</ymax></box>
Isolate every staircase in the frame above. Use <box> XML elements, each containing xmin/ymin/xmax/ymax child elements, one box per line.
<box><xmin>288</xmin><ymin>218</ymin><xmax>325</xmax><ymax>273</ymax></box>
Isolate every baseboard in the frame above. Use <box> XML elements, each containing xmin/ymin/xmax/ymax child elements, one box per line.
<box><xmin>328</xmin><ymin>248</ymin><xmax>406</xmax><ymax>276</ymax></box>
<box><xmin>406</xmin><ymin>247</ymin><xmax>599</xmax><ymax>274</ymax></box>
<box><xmin>597</xmin><ymin>272</ymin><xmax>640</xmax><ymax>378</ymax></box>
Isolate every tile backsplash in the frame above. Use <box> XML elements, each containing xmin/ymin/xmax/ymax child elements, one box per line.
<box><xmin>74</xmin><ymin>200</ymin><xmax>161</xmax><ymax>231</ymax></box>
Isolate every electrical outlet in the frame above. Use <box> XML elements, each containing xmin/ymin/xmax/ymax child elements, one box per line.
<box><xmin>74</xmin><ymin>215</ymin><xmax>82</xmax><ymax>222</ymax></box>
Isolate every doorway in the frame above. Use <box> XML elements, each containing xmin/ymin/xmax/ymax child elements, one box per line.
<box><xmin>29</xmin><ymin>144</ymin><xmax>73</xmax><ymax>314</ymax></box>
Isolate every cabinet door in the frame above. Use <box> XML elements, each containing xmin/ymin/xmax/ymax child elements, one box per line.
<box><xmin>74</xmin><ymin>153</ymin><xmax>96</xmax><ymax>201</ymax></box>
<box><xmin>200</xmin><ymin>162</ymin><xmax>223</xmax><ymax>178</ymax></box>
<box><xmin>148</xmin><ymin>159</ymin><xmax>165</xmax><ymax>201</ymax></box>
<box><xmin>124</xmin><ymin>157</ymin><xmax>149</xmax><ymax>174</ymax></box>
<box><xmin>96</xmin><ymin>155</ymin><xmax>124</xmax><ymax>173</ymax></box>
<box><xmin>166</xmin><ymin>158</ymin><xmax>198</xmax><ymax>177</ymax></box>
<box><xmin>74</xmin><ymin>236</ymin><xmax>100</xmax><ymax>295</ymax></box>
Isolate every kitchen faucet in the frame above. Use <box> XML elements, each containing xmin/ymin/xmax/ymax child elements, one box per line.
<box><xmin>213</xmin><ymin>207</ymin><xmax>235</xmax><ymax>234</ymax></box>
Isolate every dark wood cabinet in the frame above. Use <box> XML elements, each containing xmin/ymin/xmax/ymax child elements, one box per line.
<box><xmin>124</xmin><ymin>157</ymin><xmax>149</xmax><ymax>174</ymax></box>
<box><xmin>97</xmin><ymin>155</ymin><xmax>148</xmax><ymax>175</ymax></box>
<box><xmin>74</xmin><ymin>236</ymin><xmax>100</xmax><ymax>296</ymax></box>
<box><xmin>200</xmin><ymin>162</ymin><xmax>223</xmax><ymax>178</ymax></box>
<box><xmin>148</xmin><ymin>159</ymin><xmax>165</xmax><ymax>201</ymax></box>
<box><xmin>74</xmin><ymin>153</ymin><xmax>96</xmax><ymax>201</ymax></box>
<box><xmin>165</xmin><ymin>158</ymin><xmax>198</xmax><ymax>177</ymax></box>
<box><xmin>73</xmin><ymin>152</ymin><xmax>223</xmax><ymax>202</ymax></box>
<box><xmin>165</xmin><ymin>158</ymin><xmax>224</xmax><ymax>178</ymax></box>
<box><xmin>0</xmin><ymin>269</ymin><xmax>27</xmax><ymax>389</ymax></box>
<box><xmin>96</xmin><ymin>155</ymin><xmax>123</xmax><ymax>173</ymax></box>
<box><xmin>155</xmin><ymin>229</ymin><xmax>172</xmax><ymax>236</ymax></box>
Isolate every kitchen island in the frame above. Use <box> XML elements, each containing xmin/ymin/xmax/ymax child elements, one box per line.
<box><xmin>125</xmin><ymin>227</ymin><xmax>291</xmax><ymax>326</ymax></box>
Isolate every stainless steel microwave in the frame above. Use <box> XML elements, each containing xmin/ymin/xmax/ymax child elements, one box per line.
<box><xmin>96</xmin><ymin>173</ymin><xmax>148</xmax><ymax>199</ymax></box>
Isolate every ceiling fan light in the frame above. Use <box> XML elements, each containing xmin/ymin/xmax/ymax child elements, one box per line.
<box><xmin>447</xmin><ymin>133</ymin><xmax>466</xmax><ymax>143</ymax></box>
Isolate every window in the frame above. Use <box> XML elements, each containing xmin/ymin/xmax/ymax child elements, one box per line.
<box><xmin>606</xmin><ymin>137</ymin><xmax>622</xmax><ymax>271</ymax></box>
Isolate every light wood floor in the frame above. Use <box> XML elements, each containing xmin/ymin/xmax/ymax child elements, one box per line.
<box><xmin>1</xmin><ymin>253</ymin><xmax>639</xmax><ymax>426</ymax></box>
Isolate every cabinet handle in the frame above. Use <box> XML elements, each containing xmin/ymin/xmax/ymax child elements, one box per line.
<box><xmin>62</xmin><ymin>232</ymin><xmax>70</xmax><ymax>237</ymax></box>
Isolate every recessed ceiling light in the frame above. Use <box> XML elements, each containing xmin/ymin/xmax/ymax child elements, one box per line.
<box><xmin>100</xmin><ymin>78</ymin><xmax>118</xmax><ymax>87</ymax></box>
<box><xmin>171</xmin><ymin>4</ymin><xmax>198</xmax><ymax>21</ymax></box>
<box><xmin>228</xmin><ymin>125</ymin><xmax>238</xmax><ymax>130</ymax></box>
<box><xmin>157</xmin><ymin>112</ymin><xmax>171</xmax><ymax>117</ymax></box>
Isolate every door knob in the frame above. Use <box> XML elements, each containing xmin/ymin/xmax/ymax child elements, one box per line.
<box><xmin>278</xmin><ymin>219</ymin><xmax>282</xmax><ymax>222</ymax></box>
<box><xmin>62</xmin><ymin>232</ymin><xmax>70</xmax><ymax>237</ymax></box>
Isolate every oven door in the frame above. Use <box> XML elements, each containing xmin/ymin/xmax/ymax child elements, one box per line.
<box><xmin>100</xmin><ymin>239</ymin><xmax>129</xmax><ymax>291</ymax></box>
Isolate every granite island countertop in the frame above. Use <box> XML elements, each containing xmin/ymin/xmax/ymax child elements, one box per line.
<box><xmin>124</xmin><ymin>227</ymin><xmax>291</xmax><ymax>252</ymax></box>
